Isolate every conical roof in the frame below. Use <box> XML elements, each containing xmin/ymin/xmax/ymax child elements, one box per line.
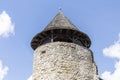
<box><xmin>43</xmin><ymin>12</ymin><xmax>79</xmax><ymax>32</ymax></box>
<box><xmin>31</xmin><ymin>12</ymin><xmax>91</xmax><ymax>50</ymax></box>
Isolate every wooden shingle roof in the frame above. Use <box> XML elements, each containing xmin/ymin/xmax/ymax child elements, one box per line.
<box><xmin>31</xmin><ymin>12</ymin><xmax>91</xmax><ymax>50</ymax></box>
<box><xmin>43</xmin><ymin>12</ymin><xmax>79</xmax><ymax>32</ymax></box>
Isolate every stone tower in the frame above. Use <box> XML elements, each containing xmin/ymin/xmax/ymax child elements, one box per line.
<box><xmin>31</xmin><ymin>12</ymin><xmax>100</xmax><ymax>80</ymax></box>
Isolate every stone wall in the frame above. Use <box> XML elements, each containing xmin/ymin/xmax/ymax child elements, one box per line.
<box><xmin>32</xmin><ymin>42</ymin><xmax>99</xmax><ymax>80</ymax></box>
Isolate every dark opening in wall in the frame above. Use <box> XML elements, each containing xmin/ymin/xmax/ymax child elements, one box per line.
<box><xmin>41</xmin><ymin>51</ymin><xmax>46</xmax><ymax>54</ymax></box>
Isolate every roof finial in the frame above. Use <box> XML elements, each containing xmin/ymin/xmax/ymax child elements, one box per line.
<box><xmin>59</xmin><ymin>7</ymin><xmax>62</xmax><ymax>13</ymax></box>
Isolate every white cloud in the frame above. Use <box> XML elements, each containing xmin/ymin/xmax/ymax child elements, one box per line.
<box><xmin>0</xmin><ymin>11</ymin><xmax>14</xmax><ymax>38</ymax></box>
<box><xmin>27</xmin><ymin>75</ymin><xmax>32</xmax><ymax>80</ymax></box>
<box><xmin>103</xmin><ymin>33</ymin><xmax>120</xmax><ymax>59</ymax></box>
<box><xmin>101</xmin><ymin>33</ymin><xmax>120</xmax><ymax>80</ymax></box>
<box><xmin>0</xmin><ymin>60</ymin><xmax>9</xmax><ymax>80</ymax></box>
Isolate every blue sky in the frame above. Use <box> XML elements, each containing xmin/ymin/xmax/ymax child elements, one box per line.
<box><xmin>0</xmin><ymin>0</ymin><xmax>120</xmax><ymax>80</ymax></box>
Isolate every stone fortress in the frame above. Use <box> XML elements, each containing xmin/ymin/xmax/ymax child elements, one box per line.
<box><xmin>31</xmin><ymin>11</ymin><xmax>102</xmax><ymax>80</ymax></box>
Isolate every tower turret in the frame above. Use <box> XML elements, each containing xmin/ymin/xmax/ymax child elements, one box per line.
<box><xmin>31</xmin><ymin>12</ymin><xmax>91</xmax><ymax>50</ymax></box>
<box><xmin>31</xmin><ymin>12</ymin><xmax>99</xmax><ymax>80</ymax></box>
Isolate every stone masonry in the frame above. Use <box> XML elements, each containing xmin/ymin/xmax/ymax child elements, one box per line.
<box><xmin>32</xmin><ymin>42</ymin><xmax>99</xmax><ymax>80</ymax></box>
